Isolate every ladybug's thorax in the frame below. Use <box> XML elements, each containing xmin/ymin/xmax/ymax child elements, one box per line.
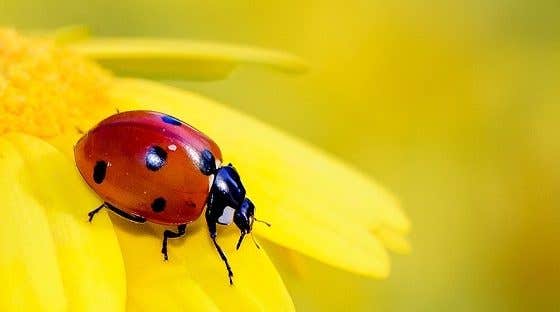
<box><xmin>206</xmin><ymin>164</ymin><xmax>255</xmax><ymax>234</ymax></box>
<box><xmin>207</xmin><ymin>165</ymin><xmax>246</xmax><ymax>224</ymax></box>
<box><xmin>212</xmin><ymin>165</ymin><xmax>246</xmax><ymax>207</ymax></box>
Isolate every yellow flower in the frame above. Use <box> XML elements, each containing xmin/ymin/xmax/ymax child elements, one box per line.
<box><xmin>0</xmin><ymin>28</ymin><xmax>410</xmax><ymax>311</ymax></box>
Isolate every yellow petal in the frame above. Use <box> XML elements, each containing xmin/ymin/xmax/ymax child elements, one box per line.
<box><xmin>0</xmin><ymin>133</ymin><xmax>126</xmax><ymax>311</ymax></box>
<box><xmin>0</xmin><ymin>136</ymin><xmax>66</xmax><ymax>311</ymax></box>
<box><xmin>109</xmin><ymin>78</ymin><xmax>407</xmax><ymax>278</ymax></box>
<box><xmin>64</xmin><ymin>38</ymin><xmax>307</xmax><ymax>80</ymax></box>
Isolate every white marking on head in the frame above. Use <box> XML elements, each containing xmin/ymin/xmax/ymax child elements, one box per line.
<box><xmin>218</xmin><ymin>206</ymin><xmax>235</xmax><ymax>225</ymax></box>
<box><xmin>168</xmin><ymin>144</ymin><xmax>177</xmax><ymax>151</ymax></box>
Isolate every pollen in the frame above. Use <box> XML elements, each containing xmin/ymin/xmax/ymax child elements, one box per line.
<box><xmin>0</xmin><ymin>29</ymin><xmax>113</xmax><ymax>138</ymax></box>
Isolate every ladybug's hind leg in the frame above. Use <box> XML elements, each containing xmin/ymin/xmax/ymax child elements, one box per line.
<box><xmin>161</xmin><ymin>224</ymin><xmax>187</xmax><ymax>261</ymax></box>
<box><xmin>88</xmin><ymin>202</ymin><xmax>147</xmax><ymax>223</ymax></box>
<box><xmin>88</xmin><ymin>203</ymin><xmax>105</xmax><ymax>222</ymax></box>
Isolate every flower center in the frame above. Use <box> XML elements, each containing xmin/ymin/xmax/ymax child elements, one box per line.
<box><xmin>0</xmin><ymin>29</ymin><xmax>113</xmax><ymax>138</ymax></box>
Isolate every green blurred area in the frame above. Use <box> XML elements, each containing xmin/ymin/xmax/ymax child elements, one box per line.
<box><xmin>2</xmin><ymin>0</ymin><xmax>559</xmax><ymax>310</ymax></box>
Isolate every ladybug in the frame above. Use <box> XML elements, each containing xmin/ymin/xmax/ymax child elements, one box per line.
<box><xmin>74</xmin><ymin>110</ymin><xmax>268</xmax><ymax>284</ymax></box>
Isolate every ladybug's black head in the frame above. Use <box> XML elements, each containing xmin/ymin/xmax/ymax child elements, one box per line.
<box><xmin>233</xmin><ymin>198</ymin><xmax>255</xmax><ymax>235</ymax></box>
<box><xmin>234</xmin><ymin>197</ymin><xmax>271</xmax><ymax>250</ymax></box>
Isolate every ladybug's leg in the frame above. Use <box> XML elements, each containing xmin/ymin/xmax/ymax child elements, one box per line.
<box><xmin>88</xmin><ymin>202</ymin><xmax>147</xmax><ymax>223</ymax></box>
<box><xmin>206</xmin><ymin>212</ymin><xmax>234</xmax><ymax>285</ymax></box>
<box><xmin>88</xmin><ymin>203</ymin><xmax>105</xmax><ymax>222</ymax></box>
<box><xmin>161</xmin><ymin>224</ymin><xmax>187</xmax><ymax>261</ymax></box>
<box><xmin>105</xmin><ymin>203</ymin><xmax>147</xmax><ymax>223</ymax></box>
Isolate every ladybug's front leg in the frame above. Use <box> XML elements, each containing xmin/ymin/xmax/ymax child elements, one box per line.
<box><xmin>161</xmin><ymin>224</ymin><xmax>187</xmax><ymax>261</ymax></box>
<box><xmin>206</xmin><ymin>209</ymin><xmax>234</xmax><ymax>285</ymax></box>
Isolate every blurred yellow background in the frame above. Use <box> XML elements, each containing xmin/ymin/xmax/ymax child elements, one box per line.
<box><xmin>2</xmin><ymin>0</ymin><xmax>559</xmax><ymax>310</ymax></box>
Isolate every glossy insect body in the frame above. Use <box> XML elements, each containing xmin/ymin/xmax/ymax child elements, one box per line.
<box><xmin>74</xmin><ymin>110</ymin><xmax>260</xmax><ymax>284</ymax></box>
<box><xmin>75</xmin><ymin>110</ymin><xmax>222</xmax><ymax>224</ymax></box>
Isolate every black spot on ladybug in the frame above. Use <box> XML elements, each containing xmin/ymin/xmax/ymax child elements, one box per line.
<box><xmin>161</xmin><ymin>115</ymin><xmax>182</xmax><ymax>126</ymax></box>
<box><xmin>145</xmin><ymin>146</ymin><xmax>167</xmax><ymax>171</ymax></box>
<box><xmin>199</xmin><ymin>149</ymin><xmax>216</xmax><ymax>175</ymax></box>
<box><xmin>151</xmin><ymin>197</ymin><xmax>166</xmax><ymax>212</ymax></box>
<box><xmin>93</xmin><ymin>161</ymin><xmax>108</xmax><ymax>184</ymax></box>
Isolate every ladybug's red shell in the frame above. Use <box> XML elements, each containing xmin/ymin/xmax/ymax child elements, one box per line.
<box><xmin>74</xmin><ymin>111</ymin><xmax>222</xmax><ymax>225</ymax></box>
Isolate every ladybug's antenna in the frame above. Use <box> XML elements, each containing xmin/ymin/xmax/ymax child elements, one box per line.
<box><xmin>254</xmin><ymin>217</ymin><xmax>272</xmax><ymax>227</ymax></box>
<box><xmin>250</xmin><ymin>232</ymin><xmax>261</xmax><ymax>249</ymax></box>
<box><xmin>235</xmin><ymin>232</ymin><xmax>262</xmax><ymax>250</ymax></box>
<box><xmin>236</xmin><ymin>215</ymin><xmax>270</xmax><ymax>250</ymax></box>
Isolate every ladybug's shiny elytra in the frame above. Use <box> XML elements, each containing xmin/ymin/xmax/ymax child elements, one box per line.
<box><xmin>74</xmin><ymin>110</ymin><xmax>267</xmax><ymax>284</ymax></box>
